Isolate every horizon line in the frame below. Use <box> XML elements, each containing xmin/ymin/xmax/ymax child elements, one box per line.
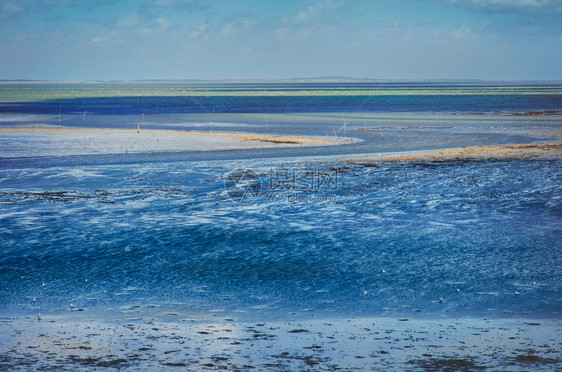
<box><xmin>1</xmin><ymin>77</ymin><xmax>562</xmax><ymax>84</ymax></box>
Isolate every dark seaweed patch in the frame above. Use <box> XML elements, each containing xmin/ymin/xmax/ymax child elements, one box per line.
<box><xmin>513</xmin><ymin>354</ymin><xmax>559</xmax><ymax>364</ymax></box>
<box><xmin>66</xmin><ymin>355</ymin><xmax>128</xmax><ymax>368</ymax></box>
<box><xmin>408</xmin><ymin>357</ymin><xmax>485</xmax><ymax>371</ymax></box>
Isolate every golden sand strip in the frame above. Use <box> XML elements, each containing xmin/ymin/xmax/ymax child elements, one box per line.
<box><xmin>350</xmin><ymin>142</ymin><xmax>562</xmax><ymax>162</ymax></box>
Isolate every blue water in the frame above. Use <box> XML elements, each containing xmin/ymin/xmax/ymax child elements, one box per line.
<box><xmin>2</xmin><ymin>94</ymin><xmax>561</xmax><ymax>116</ymax></box>
<box><xmin>0</xmin><ymin>83</ymin><xmax>561</xmax><ymax>322</ymax></box>
<box><xmin>0</xmin><ymin>158</ymin><xmax>560</xmax><ymax>320</ymax></box>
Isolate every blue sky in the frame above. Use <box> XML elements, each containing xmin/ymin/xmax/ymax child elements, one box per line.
<box><xmin>0</xmin><ymin>0</ymin><xmax>561</xmax><ymax>80</ymax></box>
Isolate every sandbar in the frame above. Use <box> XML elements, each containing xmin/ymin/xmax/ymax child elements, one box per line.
<box><xmin>0</xmin><ymin>124</ymin><xmax>354</xmax><ymax>157</ymax></box>
<box><xmin>349</xmin><ymin>141</ymin><xmax>562</xmax><ymax>162</ymax></box>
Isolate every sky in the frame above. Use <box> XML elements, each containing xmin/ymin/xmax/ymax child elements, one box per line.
<box><xmin>0</xmin><ymin>0</ymin><xmax>561</xmax><ymax>81</ymax></box>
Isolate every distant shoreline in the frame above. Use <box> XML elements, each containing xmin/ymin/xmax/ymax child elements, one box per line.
<box><xmin>2</xmin><ymin>79</ymin><xmax>562</xmax><ymax>85</ymax></box>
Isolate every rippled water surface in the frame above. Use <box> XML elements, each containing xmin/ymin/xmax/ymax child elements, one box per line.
<box><xmin>0</xmin><ymin>82</ymin><xmax>561</xmax><ymax>323</ymax></box>
<box><xmin>1</xmin><ymin>157</ymin><xmax>560</xmax><ymax>321</ymax></box>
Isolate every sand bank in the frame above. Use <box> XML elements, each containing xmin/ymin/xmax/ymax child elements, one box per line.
<box><xmin>0</xmin><ymin>124</ymin><xmax>353</xmax><ymax>157</ymax></box>
<box><xmin>0</xmin><ymin>314</ymin><xmax>559</xmax><ymax>370</ymax></box>
<box><xmin>349</xmin><ymin>141</ymin><xmax>561</xmax><ymax>162</ymax></box>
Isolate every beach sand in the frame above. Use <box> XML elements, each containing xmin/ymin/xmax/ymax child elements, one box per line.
<box><xmin>0</xmin><ymin>124</ymin><xmax>352</xmax><ymax>157</ymax></box>
<box><xmin>0</xmin><ymin>314</ymin><xmax>560</xmax><ymax>371</ymax></box>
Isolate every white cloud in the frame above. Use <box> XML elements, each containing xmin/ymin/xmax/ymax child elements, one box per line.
<box><xmin>451</xmin><ymin>24</ymin><xmax>472</xmax><ymax>38</ymax></box>
<box><xmin>275</xmin><ymin>27</ymin><xmax>290</xmax><ymax>41</ymax></box>
<box><xmin>220</xmin><ymin>23</ymin><xmax>237</xmax><ymax>36</ymax></box>
<box><xmin>116</xmin><ymin>12</ymin><xmax>139</xmax><ymax>28</ymax></box>
<box><xmin>283</xmin><ymin>0</ymin><xmax>342</xmax><ymax>25</ymax></box>
<box><xmin>190</xmin><ymin>23</ymin><xmax>208</xmax><ymax>39</ymax></box>
<box><xmin>34</xmin><ymin>0</ymin><xmax>120</xmax><ymax>7</ymax></box>
<box><xmin>149</xmin><ymin>0</ymin><xmax>209</xmax><ymax>12</ymax></box>
<box><xmin>2</xmin><ymin>2</ymin><xmax>25</xmax><ymax>14</ymax></box>
<box><xmin>439</xmin><ymin>0</ymin><xmax>562</xmax><ymax>14</ymax></box>
<box><xmin>220</xmin><ymin>20</ymin><xmax>257</xmax><ymax>37</ymax></box>
<box><xmin>152</xmin><ymin>0</ymin><xmax>200</xmax><ymax>5</ymax></box>
<box><xmin>0</xmin><ymin>2</ymin><xmax>26</xmax><ymax>19</ymax></box>
<box><xmin>241</xmin><ymin>20</ymin><xmax>257</xmax><ymax>28</ymax></box>
<box><xmin>449</xmin><ymin>0</ymin><xmax>547</xmax><ymax>5</ymax></box>
<box><xmin>153</xmin><ymin>17</ymin><xmax>171</xmax><ymax>31</ymax></box>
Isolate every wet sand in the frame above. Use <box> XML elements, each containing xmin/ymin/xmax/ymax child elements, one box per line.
<box><xmin>0</xmin><ymin>124</ymin><xmax>352</xmax><ymax>157</ymax></box>
<box><xmin>0</xmin><ymin>314</ymin><xmax>559</xmax><ymax>371</ymax></box>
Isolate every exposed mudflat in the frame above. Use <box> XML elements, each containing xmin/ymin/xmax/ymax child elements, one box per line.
<box><xmin>1</xmin><ymin>315</ymin><xmax>560</xmax><ymax>371</ymax></box>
